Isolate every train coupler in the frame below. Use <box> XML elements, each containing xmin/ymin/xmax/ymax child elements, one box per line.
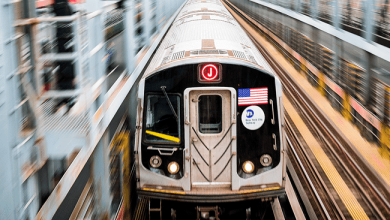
<box><xmin>196</xmin><ymin>206</ymin><xmax>220</xmax><ymax>220</ymax></box>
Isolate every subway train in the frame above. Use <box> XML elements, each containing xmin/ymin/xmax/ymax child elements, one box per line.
<box><xmin>133</xmin><ymin>0</ymin><xmax>286</xmax><ymax>218</ymax></box>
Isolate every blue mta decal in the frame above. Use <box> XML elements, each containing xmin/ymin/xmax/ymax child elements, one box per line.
<box><xmin>246</xmin><ymin>109</ymin><xmax>254</xmax><ymax>118</ymax></box>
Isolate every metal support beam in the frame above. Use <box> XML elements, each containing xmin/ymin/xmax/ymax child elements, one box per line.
<box><xmin>294</xmin><ymin>0</ymin><xmax>300</xmax><ymax>13</ymax></box>
<box><xmin>286</xmin><ymin>158</ymin><xmax>319</xmax><ymax>220</ymax></box>
<box><xmin>91</xmin><ymin>133</ymin><xmax>111</xmax><ymax>218</ymax></box>
<box><xmin>72</xmin><ymin>13</ymin><xmax>86</xmax><ymax>90</ymax></box>
<box><xmin>86</xmin><ymin>7</ymin><xmax>106</xmax><ymax>87</ymax></box>
<box><xmin>285</xmin><ymin>175</ymin><xmax>306</xmax><ymax>220</ymax></box>
<box><xmin>0</xmin><ymin>0</ymin><xmax>40</xmax><ymax>219</ymax></box>
<box><xmin>312</xmin><ymin>0</ymin><xmax>318</xmax><ymax>19</ymax></box>
<box><xmin>271</xmin><ymin>197</ymin><xmax>285</xmax><ymax>220</ymax></box>
<box><xmin>156</xmin><ymin>0</ymin><xmax>164</xmax><ymax>32</ymax></box>
<box><xmin>363</xmin><ymin>0</ymin><xmax>375</xmax><ymax>42</ymax></box>
<box><xmin>123</xmin><ymin>0</ymin><xmax>136</xmax><ymax>73</ymax></box>
<box><xmin>333</xmin><ymin>0</ymin><xmax>341</xmax><ymax>29</ymax></box>
<box><xmin>144</xmin><ymin>0</ymin><xmax>152</xmax><ymax>47</ymax></box>
<box><xmin>334</xmin><ymin>37</ymin><xmax>343</xmax><ymax>86</ymax></box>
<box><xmin>363</xmin><ymin>52</ymin><xmax>374</xmax><ymax>105</ymax></box>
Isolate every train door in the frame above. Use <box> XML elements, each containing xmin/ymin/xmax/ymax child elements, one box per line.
<box><xmin>185</xmin><ymin>88</ymin><xmax>236</xmax><ymax>187</ymax></box>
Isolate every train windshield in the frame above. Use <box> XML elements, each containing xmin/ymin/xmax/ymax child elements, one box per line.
<box><xmin>145</xmin><ymin>94</ymin><xmax>181</xmax><ymax>144</ymax></box>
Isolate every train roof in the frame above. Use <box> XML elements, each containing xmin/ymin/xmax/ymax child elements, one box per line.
<box><xmin>142</xmin><ymin>0</ymin><xmax>275</xmax><ymax>79</ymax></box>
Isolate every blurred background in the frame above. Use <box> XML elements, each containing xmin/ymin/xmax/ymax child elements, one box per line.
<box><xmin>1</xmin><ymin>0</ymin><xmax>390</xmax><ymax>219</ymax></box>
<box><xmin>0</xmin><ymin>0</ymin><xmax>184</xmax><ymax>219</ymax></box>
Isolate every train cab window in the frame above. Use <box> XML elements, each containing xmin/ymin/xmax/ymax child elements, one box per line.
<box><xmin>145</xmin><ymin>94</ymin><xmax>181</xmax><ymax>144</ymax></box>
<box><xmin>198</xmin><ymin>95</ymin><xmax>222</xmax><ymax>134</ymax></box>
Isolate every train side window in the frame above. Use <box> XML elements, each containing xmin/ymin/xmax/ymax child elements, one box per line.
<box><xmin>198</xmin><ymin>95</ymin><xmax>222</xmax><ymax>134</ymax></box>
<box><xmin>145</xmin><ymin>94</ymin><xmax>181</xmax><ymax>144</ymax></box>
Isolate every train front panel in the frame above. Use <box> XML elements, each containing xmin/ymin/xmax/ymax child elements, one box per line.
<box><xmin>135</xmin><ymin>62</ymin><xmax>285</xmax><ymax>201</ymax></box>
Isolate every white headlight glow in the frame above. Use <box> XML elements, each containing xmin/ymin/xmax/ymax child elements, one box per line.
<box><xmin>168</xmin><ymin>162</ymin><xmax>179</xmax><ymax>174</ymax></box>
<box><xmin>242</xmin><ymin>161</ymin><xmax>255</xmax><ymax>173</ymax></box>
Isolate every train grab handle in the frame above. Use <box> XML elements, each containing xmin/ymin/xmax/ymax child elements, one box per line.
<box><xmin>270</xmin><ymin>99</ymin><xmax>275</xmax><ymax>124</ymax></box>
<box><xmin>147</xmin><ymin>146</ymin><xmax>178</xmax><ymax>156</ymax></box>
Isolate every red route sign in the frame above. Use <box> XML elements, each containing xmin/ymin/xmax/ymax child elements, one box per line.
<box><xmin>201</xmin><ymin>64</ymin><xmax>219</xmax><ymax>81</ymax></box>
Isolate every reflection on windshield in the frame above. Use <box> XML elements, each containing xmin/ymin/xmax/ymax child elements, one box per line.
<box><xmin>145</xmin><ymin>94</ymin><xmax>180</xmax><ymax>143</ymax></box>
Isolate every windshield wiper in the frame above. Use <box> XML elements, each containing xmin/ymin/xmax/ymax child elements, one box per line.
<box><xmin>160</xmin><ymin>86</ymin><xmax>178</xmax><ymax>122</ymax></box>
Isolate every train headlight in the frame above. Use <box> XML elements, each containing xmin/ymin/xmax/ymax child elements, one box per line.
<box><xmin>168</xmin><ymin>162</ymin><xmax>180</xmax><ymax>174</ymax></box>
<box><xmin>150</xmin><ymin>156</ymin><xmax>162</xmax><ymax>168</ymax></box>
<box><xmin>242</xmin><ymin>161</ymin><xmax>255</xmax><ymax>173</ymax></box>
<box><xmin>260</xmin><ymin>154</ymin><xmax>272</xmax><ymax>167</ymax></box>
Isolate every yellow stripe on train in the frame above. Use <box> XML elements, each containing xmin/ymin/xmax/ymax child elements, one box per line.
<box><xmin>239</xmin><ymin>186</ymin><xmax>281</xmax><ymax>194</ymax></box>
<box><xmin>145</xmin><ymin>130</ymin><xmax>180</xmax><ymax>143</ymax></box>
<box><xmin>142</xmin><ymin>188</ymin><xmax>186</xmax><ymax>195</ymax></box>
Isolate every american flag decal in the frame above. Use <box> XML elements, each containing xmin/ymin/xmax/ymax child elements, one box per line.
<box><xmin>238</xmin><ymin>87</ymin><xmax>268</xmax><ymax>106</ymax></box>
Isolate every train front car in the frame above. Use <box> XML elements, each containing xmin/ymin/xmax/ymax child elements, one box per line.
<box><xmin>134</xmin><ymin>0</ymin><xmax>286</xmax><ymax>218</ymax></box>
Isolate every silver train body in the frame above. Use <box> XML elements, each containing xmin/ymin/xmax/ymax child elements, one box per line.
<box><xmin>134</xmin><ymin>0</ymin><xmax>286</xmax><ymax>206</ymax></box>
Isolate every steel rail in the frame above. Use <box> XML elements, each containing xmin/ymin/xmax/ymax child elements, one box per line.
<box><xmin>285</xmin><ymin>116</ymin><xmax>343</xmax><ymax>220</ymax></box>
<box><xmin>284</xmin><ymin>174</ymin><xmax>307</xmax><ymax>220</ymax></box>
<box><xmin>285</xmin><ymin>131</ymin><xmax>334</xmax><ymax>220</ymax></box>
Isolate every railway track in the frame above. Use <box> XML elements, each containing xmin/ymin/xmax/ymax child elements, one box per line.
<box><xmin>285</xmin><ymin>118</ymin><xmax>341</xmax><ymax>220</ymax></box>
<box><xmin>223</xmin><ymin>0</ymin><xmax>390</xmax><ymax>219</ymax></box>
